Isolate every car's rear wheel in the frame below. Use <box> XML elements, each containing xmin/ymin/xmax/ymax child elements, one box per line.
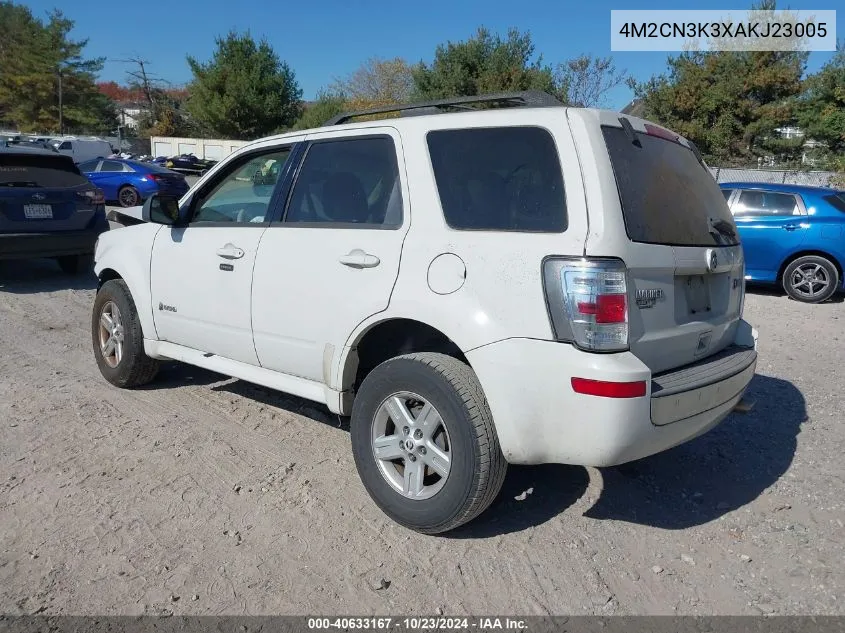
<box><xmin>118</xmin><ymin>185</ymin><xmax>140</xmax><ymax>207</ymax></box>
<box><xmin>92</xmin><ymin>279</ymin><xmax>159</xmax><ymax>387</ymax></box>
<box><xmin>56</xmin><ymin>254</ymin><xmax>93</xmax><ymax>275</ymax></box>
<box><xmin>782</xmin><ymin>255</ymin><xmax>839</xmax><ymax>303</ymax></box>
<box><xmin>350</xmin><ymin>352</ymin><xmax>507</xmax><ymax>534</ymax></box>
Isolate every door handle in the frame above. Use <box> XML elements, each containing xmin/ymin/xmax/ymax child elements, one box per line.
<box><xmin>216</xmin><ymin>244</ymin><xmax>244</xmax><ymax>259</ymax></box>
<box><xmin>783</xmin><ymin>224</ymin><xmax>800</xmax><ymax>231</ymax></box>
<box><xmin>339</xmin><ymin>249</ymin><xmax>380</xmax><ymax>269</ymax></box>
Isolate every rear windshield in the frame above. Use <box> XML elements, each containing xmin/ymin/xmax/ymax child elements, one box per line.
<box><xmin>602</xmin><ymin>125</ymin><xmax>739</xmax><ymax>246</ymax></box>
<box><xmin>0</xmin><ymin>153</ymin><xmax>88</xmax><ymax>188</ymax></box>
<box><xmin>427</xmin><ymin>127</ymin><xmax>567</xmax><ymax>232</ymax></box>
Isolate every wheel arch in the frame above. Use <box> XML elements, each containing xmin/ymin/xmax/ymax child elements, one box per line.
<box><xmin>94</xmin><ymin>224</ymin><xmax>161</xmax><ymax>341</ymax></box>
<box><xmin>337</xmin><ymin>317</ymin><xmax>471</xmax><ymax>396</ymax></box>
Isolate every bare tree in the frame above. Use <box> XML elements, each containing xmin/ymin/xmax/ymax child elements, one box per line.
<box><xmin>331</xmin><ymin>57</ymin><xmax>414</xmax><ymax>105</ymax></box>
<box><xmin>555</xmin><ymin>55</ymin><xmax>629</xmax><ymax>108</ymax></box>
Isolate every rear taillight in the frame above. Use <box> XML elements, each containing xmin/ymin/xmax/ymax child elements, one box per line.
<box><xmin>78</xmin><ymin>188</ymin><xmax>105</xmax><ymax>205</ymax></box>
<box><xmin>542</xmin><ymin>257</ymin><xmax>629</xmax><ymax>352</ymax></box>
<box><xmin>147</xmin><ymin>174</ymin><xmax>162</xmax><ymax>182</ymax></box>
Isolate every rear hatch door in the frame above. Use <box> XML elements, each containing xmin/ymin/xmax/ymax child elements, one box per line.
<box><xmin>582</xmin><ymin>112</ymin><xmax>745</xmax><ymax>374</ymax></box>
<box><xmin>0</xmin><ymin>152</ymin><xmax>99</xmax><ymax>232</ymax></box>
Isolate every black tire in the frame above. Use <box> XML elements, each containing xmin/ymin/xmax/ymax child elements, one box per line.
<box><xmin>56</xmin><ymin>254</ymin><xmax>93</xmax><ymax>275</ymax></box>
<box><xmin>350</xmin><ymin>352</ymin><xmax>507</xmax><ymax>534</ymax></box>
<box><xmin>92</xmin><ymin>279</ymin><xmax>159</xmax><ymax>388</ymax></box>
<box><xmin>782</xmin><ymin>255</ymin><xmax>840</xmax><ymax>303</ymax></box>
<box><xmin>118</xmin><ymin>185</ymin><xmax>140</xmax><ymax>207</ymax></box>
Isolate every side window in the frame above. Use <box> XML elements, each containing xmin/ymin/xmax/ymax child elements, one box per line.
<box><xmin>284</xmin><ymin>136</ymin><xmax>402</xmax><ymax>227</ymax></box>
<box><xmin>59</xmin><ymin>141</ymin><xmax>72</xmax><ymax>150</ymax></box>
<box><xmin>100</xmin><ymin>160</ymin><xmax>124</xmax><ymax>172</ymax></box>
<box><xmin>427</xmin><ymin>127</ymin><xmax>567</xmax><ymax>232</ymax></box>
<box><xmin>734</xmin><ymin>190</ymin><xmax>799</xmax><ymax>217</ymax></box>
<box><xmin>78</xmin><ymin>160</ymin><xmax>100</xmax><ymax>172</ymax></box>
<box><xmin>190</xmin><ymin>148</ymin><xmax>291</xmax><ymax>225</ymax></box>
<box><xmin>721</xmin><ymin>189</ymin><xmax>734</xmax><ymax>202</ymax></box>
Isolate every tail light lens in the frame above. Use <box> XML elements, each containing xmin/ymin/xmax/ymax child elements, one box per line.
<box><xmin>78</xmin><ymin>188</ymin><xmax>105</xmax><ymax>205</ymax></box>
<box><xmin>147</xmin><ymin>174</ymin><xmax>162</xmax><ymax>183</ymax></box>
<box><xmin>542</xmin><ymin>257</ymin><xmax>629</xmax><ymax>352</ymax></box>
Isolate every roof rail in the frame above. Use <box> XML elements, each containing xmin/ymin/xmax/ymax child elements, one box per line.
<box><xmin>324</xmin><ymin>90</ymin><xmax>562</xmax><ymax>126</ymax></box>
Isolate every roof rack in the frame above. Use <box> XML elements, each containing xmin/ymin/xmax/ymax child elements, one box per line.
<box><xmin>324</xmin><ymin>90</ymin><xmax>562</xmax><ymax>126</ymax></box>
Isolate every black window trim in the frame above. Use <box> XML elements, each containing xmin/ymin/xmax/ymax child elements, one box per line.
<box><xmin>424</xmin><ymin>124</ymin><xmax>568</xmax><ymax>234</ymax></box>
<box><xmin>179</xmin><ymin>142</ymin><xmax>304</xmax><ymax>228</ymax></box>
<box><xmin>274</xmin><ymin>133</ymin><xmax>405</xmax><ymax>231</ymax></box>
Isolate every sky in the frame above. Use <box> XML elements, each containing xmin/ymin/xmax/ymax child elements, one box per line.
<box><xmin>21</xmin><ymin>0</ymin><xmax>844</xmax><ymax>110</ymax></box>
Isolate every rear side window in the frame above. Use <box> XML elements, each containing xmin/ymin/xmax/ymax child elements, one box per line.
<box><xmin>823</xmin><ymin>193</ymin><xmax>845</xmax><ymax>213</ymax></box>
<box><xmin>0</xmin><ymin>154</ymin><xmax>88</xmax><ymax>188</ymax></box>
<box><xmin>734</xmin><ymin>190</ymin><xmax>799</xmax><ymax>216</ymax></box>
<box><xmin>427</xmin><ymin>127</ymin><xmax>567</xmax><ymax>232</ymax></box>
<box><xmin>100</xmin><ymin>160</ymin><xmax>125</xmax><ymax>172</ymax></box>
<box><xmin>603</xmin><ymin>125</ymin><xmax>738</xmax><ymax>246</ymax></box>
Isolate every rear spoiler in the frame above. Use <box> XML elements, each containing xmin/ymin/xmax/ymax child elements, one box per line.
<box><xmin>619</xmin><ymin>116</ymin><xmax>708</xmax><ymax>168</ymax></box>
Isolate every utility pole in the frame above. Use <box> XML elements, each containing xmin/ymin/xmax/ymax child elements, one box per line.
<box><xmin>58</xmin><ymin>68</ymin><xmax>63</xmax><ymax>135</ymax></box>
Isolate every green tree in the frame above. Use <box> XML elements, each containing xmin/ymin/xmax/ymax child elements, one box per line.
<box><xmin>186</xmin><ymin>31</ymin><xmax>302</xmax><ymax>139</ymax></box>
<box><xmin>0</xmin><ymin>2</ymin><xmax>115</xmax><ymax>134</ymax></box>
<box><xmin>291</xmin><ymin>90</ymin><xmax>348</xmax><ymax>131</ymax></box>
<box><xmin>411</xmin><ymin>27</ymin><xmax>557</xmax><ymax>100</ymax></box>
<box><xmin>629</xmin><ymin>1</ymin><xmax>809</xmax><ymax>164</ymax></box>
<box><xmin>630</xmin><ymin>48</ymin><xmax>807</xmax><ymax>164</ymax></box>
<box><xmin>796</xmin><ymin>46</ymin><xmax>845</xmax><ymax>164</ymax></box>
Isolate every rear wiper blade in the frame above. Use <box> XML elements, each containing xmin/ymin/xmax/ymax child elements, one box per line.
<box><xmin>708</xmin><ymin>217</ymin><xmax>737</xmax><ymax>240</ymax></box>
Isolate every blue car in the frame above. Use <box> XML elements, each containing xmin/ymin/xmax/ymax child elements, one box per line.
<box><xmin>79</xmin><ymin>158</ymin><xmax>189</xmax><ymax>208</ymax></box>
<box><xmin>720</xmin><ymin>182</ymin><xmax>845</xmax><ymax>303</ymax></box>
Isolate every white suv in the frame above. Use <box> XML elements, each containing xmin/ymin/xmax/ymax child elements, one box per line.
<box><xmin>91</xmin><ymin>92</ymin><xmax>758</xmax><ymax>534</ymax></box>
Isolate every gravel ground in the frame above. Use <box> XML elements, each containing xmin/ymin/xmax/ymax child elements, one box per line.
<box><xmin>0</xmin><ymin>259</ymin><xmax>842</xmax><ymax>616</ymax></box>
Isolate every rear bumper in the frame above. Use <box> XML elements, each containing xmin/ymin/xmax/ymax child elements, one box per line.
<box><xmin>0</xmin><ymin>218</ymin><xmax>108</xmax><ymax>260</ymax></box>
<box><xmin>466</xmin><ymin>320</ymin><xmax>758</xmax><ymax>467</ymax></box>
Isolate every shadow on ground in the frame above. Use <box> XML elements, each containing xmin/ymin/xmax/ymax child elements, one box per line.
<box><xmin>745</xmin><ymin>283</ymin><xmax>844</xmax><ymax>304</ymax></box>
<box><xmin>198</xmin><ymin>373</ymin><xmax>804</xmax><ymax>535</ymax></box>
<box><xmin>585</xmin><ymin>374</ymin><xmax>806</xmax><ymax>529</ymax></box>
<box><xmin>0</xmin><ymin>259</ymin><xmax>96</xmax><ymax>293</ymax></box>
<box><xmin>137</xmin><ymin>361</ymin><xmax>227</xmax><ymax>390</ymax></box>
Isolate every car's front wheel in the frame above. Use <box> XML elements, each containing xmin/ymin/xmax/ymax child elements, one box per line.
<box><xmin>350</xmin><ymin>352</ymin><xmax>507</xmax><ymax>534</ymax></box>
<box><xmin>782</xmin><ymin>255</ymin><xmax>840</xmax><ymax>303</ymax></box>
<box><xmin>92</xmin><ymin>279</ymin><xmax>159</xmax><ymax>387</ymax></box>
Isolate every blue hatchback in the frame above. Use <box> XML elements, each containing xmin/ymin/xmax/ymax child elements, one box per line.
<box><xmin>79</xmin><ymin>158</ymin><xmax>189</xmax><ymax>208</ymax></box>
<box><xmin>720</xmin><ymin>182</ymin><xmax>845</xmax><ymax>303</ymax></box>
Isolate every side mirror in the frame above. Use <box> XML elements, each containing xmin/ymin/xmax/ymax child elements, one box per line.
<box><xmin>142</xmin><ymin>194</ymin><xmax>182</xmax><ymax>225</ymax></box>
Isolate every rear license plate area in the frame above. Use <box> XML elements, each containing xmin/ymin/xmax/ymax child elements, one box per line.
<box><xmin>23</xmin><ymin>204</ymin><xmax>53</xmax><ymax>219</ymax></box>
<box><xmin>685</xmin><ymin>275</ymin><xmax>711</xmax><ymax>314</ymax></box>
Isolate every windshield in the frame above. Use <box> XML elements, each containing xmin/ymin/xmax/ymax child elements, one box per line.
<box><xmin>603</xmin><ymin>125</ymin><xmax>739</xmax><ymax>247</ymax></box>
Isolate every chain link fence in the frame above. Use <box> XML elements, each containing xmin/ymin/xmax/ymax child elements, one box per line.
<box><xmin>710</xmin><ymin>166</ymin><xmax>838</xmax><ymax>188</ymax></box>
